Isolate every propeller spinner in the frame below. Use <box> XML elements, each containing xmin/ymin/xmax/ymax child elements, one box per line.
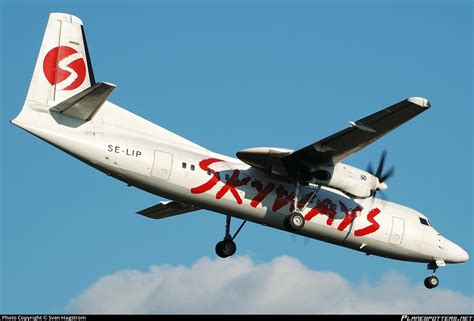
<box><xmin>367</xmin><ymin>150</ymin><xmax>395</xmax><ymax>198</ymax></box>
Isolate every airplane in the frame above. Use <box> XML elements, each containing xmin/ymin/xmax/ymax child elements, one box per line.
<box><xmin>11</xmin><ymin>13</ymin><xmax>468</xmax><ymax>290</ymax></box>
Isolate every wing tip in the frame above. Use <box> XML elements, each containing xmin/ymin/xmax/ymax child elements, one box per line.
<box><xmin>408</xmin><ymin>97</ymin><xmax>431</xmax><ymax>108</ymax></box>
<box><xmin>101</xmin><ymin>81</ymin><xmax>117</xmax><ymax>88</ymax></box>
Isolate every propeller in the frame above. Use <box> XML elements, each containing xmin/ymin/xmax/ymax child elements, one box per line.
<box><xmin>366</xmin><ymin>150</ymin><xmax>395</xmax><ymax>198</ymax></box>
<box><xmin>291</xmin><ymin>233</ymin><xmax>311</xmax><ymax>246</ymax></box>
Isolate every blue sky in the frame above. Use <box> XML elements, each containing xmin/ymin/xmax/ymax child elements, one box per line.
<box><xmin>1</xmin><ymin>0</ymin><xmax>473</xmax><ymax>314</ymax></box>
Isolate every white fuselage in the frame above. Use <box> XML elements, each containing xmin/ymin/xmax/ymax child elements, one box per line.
<box><xmin>12</xmin><ymin>100</ymin><xmax>468</xmax><ymax>265</ymax></box>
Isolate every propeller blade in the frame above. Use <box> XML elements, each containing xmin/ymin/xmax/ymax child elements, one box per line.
<box><xmin>370</xmin><ymin>190</ymin><xmax>388</xmax><ymax>207</ymax></box>
<box><xmin>375</xmin><ymin>150</ymin><xmax>387</xmax><ymax>179</ymax></box>
<box><xmin>304</xmin><ymin>237</ymin><xmax>310</xmax><ymax>246</ymax></box>
<box><xmin>378</xmin><ymin>191</ymin><xmax>389</xmax><ymax>201</ymax></box>
<box><xmin>370</xmin><ymin>191</ymin><xmax>377</xmax><ymax>207</ymax></box>
<box><xmin>367</xmin><ymin>150</ymin><xmax>395</xmax><ymax>202</ymax></box>
<box><xmin>367</xmin><ymin>162</ymin><xmax>374</xmax><ymax>175</ymax></box>
<box><xmin>381</xmin><ymin>166</ymin><xmax>395</xmax><ymax>182</ymax></box>
<box><xmin>291</xmin><ymin>234</ymin><xmax>297</xmax><ymax>243</ymax></box>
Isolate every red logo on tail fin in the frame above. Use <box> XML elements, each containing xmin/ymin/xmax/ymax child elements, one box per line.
<box><xmin>43</xmin><ymin>46</ymin><xmax>86</xmax><ymax>90</ymax></box>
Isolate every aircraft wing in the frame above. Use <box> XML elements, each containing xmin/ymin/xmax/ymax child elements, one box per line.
<box><xmin>237</xmin><ymin>97</ymin><xmax>430</xmax><ymax>178</ymax></box>
<box><xmin>137</xmin><ymin>201</ymin><xmax>199</xmax><ymax>220</ymax></box>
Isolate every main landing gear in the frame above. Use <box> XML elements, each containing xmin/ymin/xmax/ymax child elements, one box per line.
<box><xmin>283</xmin><ymin>181</ymin><xmax>320</xmax><ymax>232</ymax></box>
<box><xmin>215</xmin><ymin>215</ymin><xmax>247</xmax><ymax>258</ymax></box>
<box><xmin>424</xmin><ymin>261</ymin><xmax>442</xmax><ymax>289</ymax></box>
<box><xmin>284</xmin><ymin>213</ymin><xmax>305</xmax><ymax>231</ymax></box>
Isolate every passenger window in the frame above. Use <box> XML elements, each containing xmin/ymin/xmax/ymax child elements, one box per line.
<box><xmin>182</xmin><ymin>162</ymin><xmax>186</xmax><ymax>169</ymax></box>
<box><xmin>225</xmin><ymin>174</ymin><xmax>230</xmax><ymax>180</ymax></box>
<box><xmin>190</xmin><ymin>164</ymin><xmax>195</xmax><ymax>171</ymax></box>
<box><xmin>419</xmin><ymin>217</ymin><xmax>429</xmax><ymax>226</ymax></box>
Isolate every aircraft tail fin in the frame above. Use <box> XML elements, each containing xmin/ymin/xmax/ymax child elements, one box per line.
<box><xmin>24</xmin><ymin>13</ymin><xmax>95</xmax><ymax>107</ymax></box>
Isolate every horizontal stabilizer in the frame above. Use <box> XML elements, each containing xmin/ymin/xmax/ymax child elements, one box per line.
<box><xmin>50</xmin><ymin>82</ymin><xmax>116</xmax><ymax>121</ymax></box>
<box><xmin>137</xmin><ymin>201</ymin><xmax>199</xmax><ymax>220</ymax></box>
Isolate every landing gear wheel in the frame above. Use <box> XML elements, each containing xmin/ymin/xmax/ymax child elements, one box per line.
<box><xmin>285</xmin><ymin>213</ymin><xmax>305</xmax><ymax>231</ymax></box>
<box><xmin>424</xmin><ymin>275</ymin><xmax>439</xmax><ymax>289</ymax></box>
<box><xmin>215</xmin><ymin>239</ymin><xmax>237</xmax><ymax>258</ymax></box>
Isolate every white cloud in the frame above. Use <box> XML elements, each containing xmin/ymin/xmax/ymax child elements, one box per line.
<box><xmin>66</xmin><ymin>256</ymin><xmax>473</xmax><ymax>314</ymax></box>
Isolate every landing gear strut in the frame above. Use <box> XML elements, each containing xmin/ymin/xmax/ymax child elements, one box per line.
<box><xmin>283</xmin><ymin>181</ymin><xmax>320</xmax><ymax>232</ymax></box>
<box><xmin>424</xmin><ymin>261</ymin><xmax>441</xmax><ymax>289</ymax></box>
<box><xmin>215</xmin><ymin>215</ymin><xmax>247</xmax><ymax>258</ymax></box>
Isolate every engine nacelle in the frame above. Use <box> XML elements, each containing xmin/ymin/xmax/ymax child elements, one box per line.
<box><xmin>313</xmin><ymin>163</ymin><xmax>380</xmax><ymax>198</ymax></box>
<box><xmin>236</xmin><ymin>147</ymin><xmax>385</xmax><ymax>198</ymax></box>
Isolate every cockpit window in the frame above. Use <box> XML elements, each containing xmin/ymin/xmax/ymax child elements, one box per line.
<box><xmin>419</xmin><ymin>217</ymin><xmax>429</xmax><ymax>226</ymax></box>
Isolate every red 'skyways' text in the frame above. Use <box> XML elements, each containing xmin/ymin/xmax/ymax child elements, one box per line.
<box><xmin>191</xmin><ymin>158</ymin><xmax>380</xmax><ymax>237</ymax></box>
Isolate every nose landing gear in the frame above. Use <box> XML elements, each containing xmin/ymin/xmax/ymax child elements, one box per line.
<box><xmin>424</xmin><ymin>275</ymin><xmax>439</xmax><ymax>289</ymax></box>
<box><xmin>424</xmin><ymin>261</ymin><xmax>444</xmax><ymax>289</ymax></box>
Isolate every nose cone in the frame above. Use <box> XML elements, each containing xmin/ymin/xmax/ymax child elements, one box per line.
<box><xmin>460</xmin><ymin>248</ymin><xmax>469</xmax><ymax>263</ymax></box>
<box><xmin>444</xmin><ymin>239</ymin><xmax>469</xmax><ymax>263</ymax></box>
